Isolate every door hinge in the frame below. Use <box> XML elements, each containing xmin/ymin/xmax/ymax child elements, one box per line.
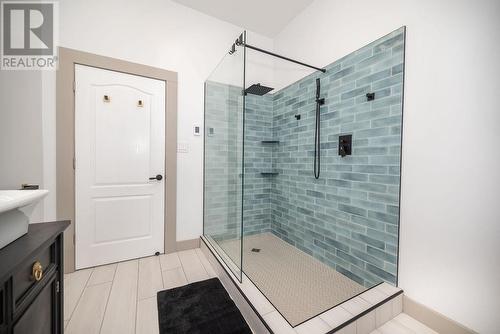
<box><xmin>73</xmin><ymin>157</ymin><xmax>76</xmax><ymax>170</ymax></box>
<box><xmin>73</xmin><ymin>233</ymin><xmax>75</xmax><ymax>245</ymax></box>
<box><xmin>73</xmin><ymin>80</ymin><xmax>76</xmax><ymax>92</ymax></box>
<box><xmin>56</xmin><ymin>280</ymin><xmax>60</xmax><ymax>293</ymax></box>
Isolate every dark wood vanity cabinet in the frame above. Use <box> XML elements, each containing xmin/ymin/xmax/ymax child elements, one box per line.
<box><xmin>0</xmin><ymin>221</ymin><xmax>69</xmax><ymax>334</ymax></box>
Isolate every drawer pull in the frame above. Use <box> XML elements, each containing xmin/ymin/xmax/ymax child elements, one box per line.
<box><xmin>32</xmin><ymin>261</ymin><xmax>43</xmax><ymax>281</ymax></box>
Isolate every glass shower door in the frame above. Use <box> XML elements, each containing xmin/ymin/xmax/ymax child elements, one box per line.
<box><xmin>203</xmin><ymin>32</ymin><xmax>246</xmax><ymax>281</ymax></box>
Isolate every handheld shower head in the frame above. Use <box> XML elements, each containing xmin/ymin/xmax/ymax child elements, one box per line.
<box><xmin>314</xmin><ymin>78</ymin><xmax>325</xmax><ymax>179</ymax></box>
<box><xmin>316</xmin><ymin>78</ymin><xmax>325</xmax><ymax>105</ymax></box>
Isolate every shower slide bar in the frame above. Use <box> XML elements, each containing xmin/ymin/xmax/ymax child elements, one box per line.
<box><xmin>233</xmin><ymin>34</ymin><xmax>326</xmax><ymax>73</ymax></box>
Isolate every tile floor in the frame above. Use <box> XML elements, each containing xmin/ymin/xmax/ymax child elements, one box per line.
<box><xmin>64</xmin><ymin>247</ymin><xmax>437</xmax><ymax>334</ymax></box>
<box><xmin>64</xmin><ymin>248</ymin><xmax>216</xmax><ymax>334</ymax></box>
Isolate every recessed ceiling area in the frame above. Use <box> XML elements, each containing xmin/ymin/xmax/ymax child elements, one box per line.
<box><xmin>172</xmin><ymin>0</ymin><xmax>314</xmax><ymax>37</ymax></box>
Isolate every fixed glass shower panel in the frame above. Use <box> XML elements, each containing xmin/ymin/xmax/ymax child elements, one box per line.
<box><xmin>203</xmin><ymin>32</ymin><xmax>246</xmax><ymax>281</ymax></box>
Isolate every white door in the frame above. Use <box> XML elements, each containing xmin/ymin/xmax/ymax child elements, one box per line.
<box><xmin>75</xmin><ymin>64</ymin><xmax>165</xmax><ymax>269</ymax></box>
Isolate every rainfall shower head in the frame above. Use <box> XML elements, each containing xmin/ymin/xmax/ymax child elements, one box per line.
<box><xmin>245</xmin><ymin>83</ymin><xmax>274</xmax><ymax>96</ymax></box>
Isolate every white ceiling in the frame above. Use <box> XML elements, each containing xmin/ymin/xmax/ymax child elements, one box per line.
<box><xmin>172</xmin><ymin>0</ymin><xmax>314</xmax><ymax>37</ymax></box>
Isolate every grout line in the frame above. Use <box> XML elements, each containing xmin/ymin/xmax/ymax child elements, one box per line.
<box><xmin>392</xmin><ymin>314</ymin><xmax>436</xmax><ymax>334</ymax></box>
<box><xmin>390</xmin><ymin>316</ymin><xmax>418</xmax><ymax>333</ymax></box>
<box><xmin>359</xmin><ymin>287</ymin><xmax>387</xmax><ymax>306</ymax></box>
<box><xmin>194</xmin><ymin>248</ymin><xmax>211</xmax><ymax>276</ymax></box>
<box><xmin>134</xmin><ymin>259</ymin><xmax>140</xmax><ymax>334</ymax></box>
<box><xmin>159</xmin><ymin>252</ymin><xmax>182</xmax><ymax>272</ymax></box>
<box><xmin>177</xmin><ymin>252</ymin><xmax>190</xmax><ymax>284</ymax></box>
<box><xmin>159</xmin><ymin>254</ymin><xmax>167</xmax><ymax>289</ymax></box>
<box><xmin>110</xmin><ymin>262</ymin><xmax>118</xmax><ymax>284</ymax></box>
<box><xmin>66</xmin><ymin>268</ymin><xmax>94</xmax><ymax>323</ymax></box>
<box><xmin>327</xmin><ymin>291</ymin><xmax>404</xmax><ymax>334</ymax></box>
<box><xmin>339</xmin><ymin>305</ymin><xmax>356</xmax><ymax>317</ymax></box>
<box><xmin>136</xmin><ymin>256</ymin><xmax>163</xmax><ymax>301</ymax></box>
<box><xmin>85</xmin><ymin>263</ymin><xmax>118</xmax><ymax>287</ymax></box>
<box><xmin>67</xmin><ymin>278</ymin><xmax>115</xmax><ymax>331</ymax></box>
<box><xmin>98</xmin><ymin>262</ymin><xmax>119</xmax><ymax>333</ymax></box>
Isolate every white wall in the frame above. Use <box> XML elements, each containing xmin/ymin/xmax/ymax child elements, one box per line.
<box><xmin>273</xmin><ymin>0</ymin><xmax>500</xmax><ymax>332</ymax></box>
<box><xmin>37</xmin><ymin>0</ymin><xmax>273</xmax><ymax>241</ymax></box>
<box><xmin>0</xmin><ymin>71</ymin><xmax>42</xmax><ymax>189</ymax></box>
<box><xmin>0</xmin><ymin>71</ymin><xmax>45</xmax><ymax>223</ymax></box>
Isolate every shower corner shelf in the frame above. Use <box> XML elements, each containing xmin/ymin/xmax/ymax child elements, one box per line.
<box><xmin>261</xmin><ymin>140</ymin><xmax>279</xmax><ymax>144</ymax></box>
<box><xmin>260</xmin><ymin>171</ymin><xmax>279</xmax><ymax>176</ymax></box>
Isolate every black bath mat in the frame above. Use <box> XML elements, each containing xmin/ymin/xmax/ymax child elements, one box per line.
<box><xmin>157</xmin><ymin>278</ymin><xmax>252</xmax><ymax>334</ymax></box>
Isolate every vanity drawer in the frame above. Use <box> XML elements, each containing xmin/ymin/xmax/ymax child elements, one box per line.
<box><xmin>12</xmin><ymin>243</ymin><xmax>55</xmax><ymax>307</ymax></box>
<box><xmin>13</xmin><ymin>273</ymin><xmax>57</xmax><ymax>334</ymax></box>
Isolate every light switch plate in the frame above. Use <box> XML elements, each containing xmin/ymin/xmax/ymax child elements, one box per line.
<box><xmin>193</xmin><ymin>125</ymin><xmax>201</xmax><ymax>136</ymax></box>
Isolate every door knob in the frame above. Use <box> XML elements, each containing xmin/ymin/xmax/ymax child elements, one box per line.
<box><xmin>149</xmin><ymin>174</ymin><xmax>163</xmax><ymax>181</ymax></box>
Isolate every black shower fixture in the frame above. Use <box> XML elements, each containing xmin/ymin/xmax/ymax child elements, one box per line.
<box><xmin>245</xmin><ymin>83</ymin><xmax>274</xmax><ymax>96</ymax></box>
<box><xmin>366</xmin><ymin>92</ymin><xmax>375</xmax><ymax>101</ymax></box>
<box><xmin>338</xmin><ymin>134</ymin><xmax>352</xmax><ymax>157</ymax></box>
<box><xmin>228</xmin><ymin>43</ymin><xmax>236</xmax><ymax>55</ymax></box>
<box><xmin>233</xmin><ymin>32</ymin><xmax>326</xmax><ymax>73</ymax></box>
<box><xmin>314</xmin><ymin>78</ymin><xmax>325</xmax><ymax>179</ymax></box>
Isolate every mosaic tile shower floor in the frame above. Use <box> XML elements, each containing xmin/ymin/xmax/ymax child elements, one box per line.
<box><xmin>221</xmin><ymin>232</ymin><xmax>368</xmax><ymax>326</ymax></box>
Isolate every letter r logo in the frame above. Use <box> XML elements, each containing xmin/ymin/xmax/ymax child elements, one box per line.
<box><xmin>2</xmin><ymin>2</ymin><xmax>54</xmax><ymax>56</ymax></box>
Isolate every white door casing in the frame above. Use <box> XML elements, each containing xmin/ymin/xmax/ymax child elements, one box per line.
<box><xmin>75</xmin><ymin>64</ymin><xmax>165</xmax><ymax>269</ymax></box>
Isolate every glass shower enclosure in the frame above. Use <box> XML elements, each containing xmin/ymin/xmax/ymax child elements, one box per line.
<box><xmin>204</xmin><ymin>27</ymin><xmax>406</xmax><ymax>327</ymax></box>
<box><xmin>203</xmin><ymin>32</ymin><xmax>246</xmax><ymax>281</ymax></box>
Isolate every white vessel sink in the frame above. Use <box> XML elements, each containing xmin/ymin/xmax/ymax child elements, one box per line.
<box><xmin>0</xmin><ymin>190</ymin><xmax>49</xmax><ymax>249</ymax></box>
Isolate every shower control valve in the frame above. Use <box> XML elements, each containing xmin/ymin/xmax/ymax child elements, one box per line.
<box><xmin>338</xmin><ymin>134</ymin><xmax>352</xmax><ymax>157</ymax></box>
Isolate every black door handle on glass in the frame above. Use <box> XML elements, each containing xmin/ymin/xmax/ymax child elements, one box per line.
<box><xmin>149</xmin><ymin>174</ymin><xmax>163</xmax><ymax>181</ymax></box>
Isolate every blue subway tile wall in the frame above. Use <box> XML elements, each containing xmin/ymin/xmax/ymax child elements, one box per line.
<box><xmin>269</xmin><ymin>28</ymin><xmax>404</xmax><ymax>286</ymax></box>
<box><xmin>243</xmin><ymin>94</ymin><xmax>274</xmax><ymax>236</ymax></box>
<box><xmin>204</xmin><ymin>83</ymin><xmax>275</xmax><ymax>240</ymax></box>
<box><xmin>204</xmin><ymin>81</ymin><xmax>244</xmax><ymax>242</ymax></box>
